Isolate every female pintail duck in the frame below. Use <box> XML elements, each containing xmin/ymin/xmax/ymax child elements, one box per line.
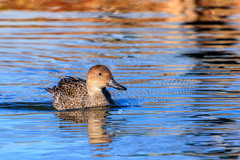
<box><xmin>45</xmin><ymin>65</ymin><xmax>127</xmax><ymax>110</ymax></box>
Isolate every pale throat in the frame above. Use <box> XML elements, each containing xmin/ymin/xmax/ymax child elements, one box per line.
<box><xmin>86</xmin><ymin>82</ymin><xmax>104</xmax><ymax>96</ymax></box>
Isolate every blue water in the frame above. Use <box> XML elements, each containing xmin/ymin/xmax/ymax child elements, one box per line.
<box><xmin>1</xmin><ymin>1</ymin><xmax>240</xmax><ymax>159</ymax></box>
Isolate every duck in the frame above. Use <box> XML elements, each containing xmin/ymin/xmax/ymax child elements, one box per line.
<box><xmin>45</xmin><ymin>65</ymin><xmax>127</xmax><ymax>110</ymax></box>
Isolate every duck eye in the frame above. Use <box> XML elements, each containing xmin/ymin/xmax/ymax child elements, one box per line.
<box><xmin>99</xmin><ymin>73</ymin><xmax>102</xmax><ymax>76</ymax></box>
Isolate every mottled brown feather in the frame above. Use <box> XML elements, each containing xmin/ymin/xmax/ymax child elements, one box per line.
<box><xmin>45</xmin><ymin>76</ymin><xmax>114</xmax><ymax>110</ymax></box>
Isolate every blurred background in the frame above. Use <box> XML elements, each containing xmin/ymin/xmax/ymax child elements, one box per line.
<box><xmin>0</xmin><ymin>0</ymin><xmax>240</xmax><ymax>159</ymax></box>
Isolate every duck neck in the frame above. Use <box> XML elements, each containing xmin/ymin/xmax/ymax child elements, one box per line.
<box><xmin>86</xmin><ymin>82</ymin><xmax>103</xmax><ymax>97</ymax></box>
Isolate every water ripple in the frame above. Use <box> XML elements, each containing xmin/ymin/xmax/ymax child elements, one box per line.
<box><xmin>0</xmin><ymin>1</ymin><xmax>240</xmax><ymax>159</ymax></box>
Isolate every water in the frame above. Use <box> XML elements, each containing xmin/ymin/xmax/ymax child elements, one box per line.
<box><xmin>1</xmin><ymin>0</ymin><xmax>240</xmax><ymax>159</ymax></box>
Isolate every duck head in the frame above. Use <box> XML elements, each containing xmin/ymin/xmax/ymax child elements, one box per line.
<box><xmin>86</xmin><ymin>65</ymin><xmax>127</xmax><ymax>94</ymax></box>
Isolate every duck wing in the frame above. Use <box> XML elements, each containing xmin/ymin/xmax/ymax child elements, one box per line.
<box><xmin>45</xmin><ymin>76</ymin><xmax>88</xmax><ymax>98</ymax></box>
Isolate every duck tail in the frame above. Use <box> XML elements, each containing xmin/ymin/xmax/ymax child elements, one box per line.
<box><xmin>45</xmin><ymin>87</ymin><xmax>55</xmax><ymax>95</ymax></box>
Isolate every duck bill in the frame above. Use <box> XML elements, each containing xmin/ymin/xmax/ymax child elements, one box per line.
<box><xmin>108</xmin><ymin>79</ymin><xmax>127</xmax><ymax>90</ymax></box>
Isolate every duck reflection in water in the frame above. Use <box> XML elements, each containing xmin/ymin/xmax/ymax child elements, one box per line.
<box><xmin>56</xmin><ymin>107</ymin><xmax>112</xmax><ymax>144</ymax></box>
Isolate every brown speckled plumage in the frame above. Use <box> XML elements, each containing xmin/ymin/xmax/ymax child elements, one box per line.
<box><xmin>45</xmin><ymin>65</ymin><xmax>126</xmax><ymax>110</ymax></box>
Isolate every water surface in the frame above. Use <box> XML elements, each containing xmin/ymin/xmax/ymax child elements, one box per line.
<box><xmin>1</xmin><ymin>0</ymin><xmax>240</xmax><ymax>159</ymax></box>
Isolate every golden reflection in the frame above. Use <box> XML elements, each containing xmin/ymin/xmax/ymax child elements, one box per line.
<box><xmin>176</xmin><ymin>1</ymin><xmax>240</xmax><ymax>156</ymax></box>
<box><xmin>55</xmin><ymin>107</ymin><xmax>111</xmax><ymax>144</ymax></box>
<box><xmin>0</xmin><ymin>0</ymin><xmax>196</xmax><ymax>23</ymax></box>
<box><xmin>0</xmin><ymin>0</ymin><xmax>195</xmax><ymax>14</ymax></box>
<box><xmin>1</xmin><ymin>0</ymin><xmax>240</xmax><ymax>21</ymax></box>
<box><xmin>0</xmin><ymin>0</ymin><xmax>240</xmax><ymax>59</ymax></box>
